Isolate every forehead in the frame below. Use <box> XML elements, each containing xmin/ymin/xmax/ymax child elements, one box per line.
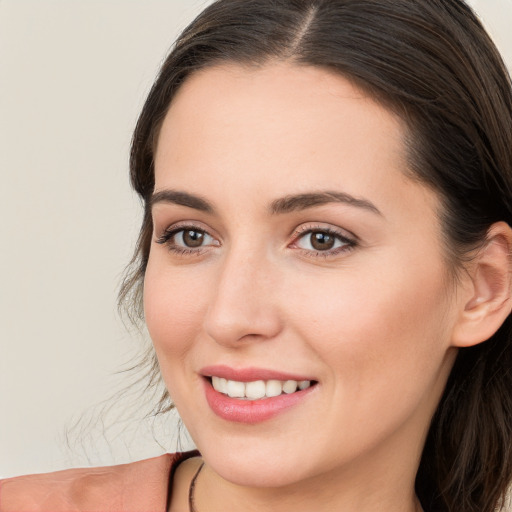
<box><xmin>153</xmin><ymin>62</ymin><xmax>438</xmax><ymax>225</ymax></box>
<box><xmin>156</xmin><ymin>62</ymin><xmax>406</xmax><ymax>166</ymax></box>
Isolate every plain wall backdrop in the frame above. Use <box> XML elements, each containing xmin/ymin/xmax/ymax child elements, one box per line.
<box><xmin>1</xmin><ymin>0</ymin><xmax>511</xmax><ymax>478</ymax></box>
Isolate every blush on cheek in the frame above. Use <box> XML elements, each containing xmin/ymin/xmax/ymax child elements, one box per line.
<box><xmin>144</xmin><ymin>270</ymin><xmax>208</xmax><ymax>361</ymax></box>
<box><xmin>295</xmin><ymin>259</ymin><xmax>451</xmax><ymax>374</ymax></box>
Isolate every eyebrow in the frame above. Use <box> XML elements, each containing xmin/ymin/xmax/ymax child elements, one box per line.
<box><xmin>150</xmin><ymin>189</ymin><xmax>214</xmax><ymax>213</ymax></box>
<box><xmin>270</xmin><ymin>191</ymin><xmax>382</xmax><ymax>216</ymax></box>
<box><xmin>150</xmin><ymin>189</ymin><xmax>381</xmax><ymax>216</ymax></box>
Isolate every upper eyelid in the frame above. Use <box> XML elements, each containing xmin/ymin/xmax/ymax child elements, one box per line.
<box><xmin>156</xmin><ymin>224</ymin><xmax>222</xmax><ymax>253</ymax></box>
<box><xmin>290</xmin><ymin>228</ymin><xmax>355</xmax><ymax>248</ymax></box>
<box><xmin>290</xmin><ymin>223</ymin><xmax>358</xmax><ymax>242</ymax></box>
<box><xmin>156</xmin><ymin>221</ymin><xmax>215</xmax><ymax>237</ymax></box>
<box><xmin>155</xmin><ymin>221</ymin><xmax>358</xmax><ymax>246</ymax></box>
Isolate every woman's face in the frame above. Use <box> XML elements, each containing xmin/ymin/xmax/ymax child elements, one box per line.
<box><xmin>144</xmin><ymin>63</ymin><xmax>461</xmax><ymax>488</ymax></box>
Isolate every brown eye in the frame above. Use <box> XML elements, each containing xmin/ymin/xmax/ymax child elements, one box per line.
<box><xmin>181</xmin><ymin>229</ymin><xmax>205</xmax><ymax>247</ymax></box>
<box><xmin>310</xmin><ymin>231</ymin><xmax>335</xmax><ymax>251</ymax></box>
<box><xmin>294</xmin><ymin>228</ymin><xmax>353</xmax><ymax>255</ymax></box>
<box><xmin>156</xmin><ymin>225</ymin><xmax>219</xmax><ymax>253</ymax></box>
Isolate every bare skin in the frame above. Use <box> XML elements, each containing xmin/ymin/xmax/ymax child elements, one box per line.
<box><xmin>169</xmin><ymin>457</ymin><xmax>424</xmax><ymax>511</ymax></box>
<box><xmin>169</xmin><ymin>457</ymin><xmax>204</xmax><ymax>511</ymax></box>
<box><xmin>145</xmin><ymin>62</ymin><xmax>512</xmax><ymax>512</ymax></box>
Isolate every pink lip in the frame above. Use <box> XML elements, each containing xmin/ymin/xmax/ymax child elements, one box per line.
<box><xmin>200</xmin><ymin>365</ymin><xmax>317</xmax><ymax>424</ymax></box>
<box><xmin>200</xmin><ymin>364</ymin><xmax>314</xmax><ymax>382</ymax></box>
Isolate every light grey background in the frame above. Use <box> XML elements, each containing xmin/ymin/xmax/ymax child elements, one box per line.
<box><xmin>1</xmin><ymin>0</ymin><xmax>511</xmax><ymax>478</ymax></box>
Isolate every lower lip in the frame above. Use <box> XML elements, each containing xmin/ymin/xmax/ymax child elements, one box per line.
<box><xmin>203</xmin><ymin>379</ymin><xmax>316</xmax><ymax>424</ymax></box>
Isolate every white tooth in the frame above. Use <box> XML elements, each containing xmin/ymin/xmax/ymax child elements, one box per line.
<box><xmin>212</xmin><ymin>376</ymin><xmax>221</xmax><ymax>392</ymax></box>
<box><xmin>245</xmin><ymin>380</ymin><xmax>266</xmax><ymax>399</ymax></box>
<box><xmin>266</xmin><ymin>380</ymin><xmax>283</xmax><ymax>397</ymax></box>
<box><xmin>226</xmin><ymin>380</ymin><xmax>245</xmax><ymax>398</ymax></box>
<box><xmin>283</xmin><ymin>380</ymin><xmax>298</xmax><ymax>394</ymax></box>
<box><xmin>218</xmin><ymin>377</ymin><xmax>228</xmax><ymax>394</ymax></box>
<box><xmin>299</xmin><ymin>380</ymin><xmax>311</xmax><ymax>390</ymax></box>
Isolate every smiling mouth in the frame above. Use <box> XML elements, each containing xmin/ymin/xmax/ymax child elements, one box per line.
<box><xmin>208</xmin><ymin>376</ymin><xmax>316</xmax><ymax>400</ymax></box>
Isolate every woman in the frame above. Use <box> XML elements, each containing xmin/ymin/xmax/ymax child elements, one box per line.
<box><xmin>2</xmin><ymin>0</ymin><xmax>512</xmax><ymax>511</ymax></box>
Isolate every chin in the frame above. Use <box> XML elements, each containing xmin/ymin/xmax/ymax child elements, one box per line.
<box><xmin>189</xmin><ymin>426</ymin><xmax>322</xmax><ymax>488</ymax></box>
<box><xmin>206</xmin><ymin>447</ymin><xmax>307</xmax><ymax>487</ymax></box>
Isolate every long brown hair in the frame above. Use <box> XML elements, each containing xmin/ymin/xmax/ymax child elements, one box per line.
<box><xmin>120</xmin><ymin>1</ymin><xmax>512</xmax><ymax>510</ymax></box>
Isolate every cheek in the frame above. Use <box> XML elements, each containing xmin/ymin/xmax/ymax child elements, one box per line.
<box><xmin>286</xmin><ymin>252</ymin><xmax>454</xmax><ymax>401</ymax></box>
<box><xmin>143</xmin><ymin>258</ymin><xmax>208</xmax><ymax>372</ymax></box>
<box><xmin>279</xmin><ymin>258</ymin><xmax>455</xmax><ymax>463</ymax></box>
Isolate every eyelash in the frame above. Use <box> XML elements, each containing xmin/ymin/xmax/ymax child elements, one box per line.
<box><xmin>155</xmin><ymin>223</ymin><xmax>214</xmax><ymax>257</ymax></box>
<box><xmin>155</xmin><ymin>223</ymin><xmax>357</xmax><ymax>259</ymax></box>
<box><xmin>290</xmin><ymin>225</ymin><xmax>357</xmax><ymax>258</ymax></box>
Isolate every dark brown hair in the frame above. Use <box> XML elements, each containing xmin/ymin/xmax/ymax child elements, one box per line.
<box><xmin>120</xmin><ymin>1</ymin><xmax>512</xmax><ymax>510</ymax></box>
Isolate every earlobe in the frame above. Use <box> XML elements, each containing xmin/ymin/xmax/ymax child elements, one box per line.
<box><xmin>451</xmin><ymin>222</ymin><xmax>512</xmax><ymax>348</ymax></box>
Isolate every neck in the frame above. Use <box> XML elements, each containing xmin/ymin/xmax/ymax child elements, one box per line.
<box><xmin>193</xmin><ymin>452</ymin><xmax>423</xmax><ymax>512</ymax></box>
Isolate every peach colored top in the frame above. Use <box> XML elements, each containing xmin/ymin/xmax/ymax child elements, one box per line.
<box><xmin>0</xmin><ymin>451</ymin><xmax>198</xmax><ymax>512</ymax></box>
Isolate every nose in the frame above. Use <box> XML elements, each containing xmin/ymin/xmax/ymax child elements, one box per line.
<box><xmin>203</xmin><ymin>249</ymin><xmax>283</xmax><ymax>347</ymax></box>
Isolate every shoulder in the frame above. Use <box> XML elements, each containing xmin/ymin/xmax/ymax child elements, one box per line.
<box><xmin>0</xmin><ymin>451</ymin><xmax>199</xmax><ymax>512</ymax></box>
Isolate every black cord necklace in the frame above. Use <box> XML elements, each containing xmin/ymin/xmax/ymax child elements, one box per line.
<box><xmin>187</xmin><ymin>460</ymin><xmax>425</xmax><ymax>512</ymax></box>
<box><xmin>188</xmin><ymin>462</ymin><xmax>205</xmax><ymax>512</ymax></box>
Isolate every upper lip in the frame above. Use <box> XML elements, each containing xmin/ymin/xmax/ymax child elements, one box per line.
<box><xmin>200</xmin><ymin>365</ymin><xmax>316</xmax><ymax>382</ymax></box>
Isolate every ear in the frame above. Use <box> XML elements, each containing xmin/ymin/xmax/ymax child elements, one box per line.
<box><xmin>451</xmin><ymin>221</ymin><xmax>512</xmax><ymax>348</ymax></box>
